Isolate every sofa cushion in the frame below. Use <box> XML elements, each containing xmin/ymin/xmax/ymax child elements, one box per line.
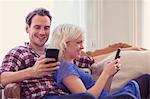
<box><xmin>92</xmin><ymin>50</ymin><xmax>150</xmax><ymax>92</ymax></box>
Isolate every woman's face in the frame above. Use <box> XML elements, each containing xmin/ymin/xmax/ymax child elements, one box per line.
<box><xmin>65</xmin><ymin>34</ymin><xmax>84</xmax><ymax>59</ymax></box>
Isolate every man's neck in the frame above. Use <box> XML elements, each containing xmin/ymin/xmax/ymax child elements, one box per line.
<box><xmin>29</xmin><ymin>43</ymin><xmax>45</xmax><ymax>54</ymax></box>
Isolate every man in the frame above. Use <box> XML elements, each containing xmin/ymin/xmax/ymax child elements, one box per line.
<box><xmin>0</xmin><ymin>8</ymin><xmax>95</xmax><ymax>99</ymax></box>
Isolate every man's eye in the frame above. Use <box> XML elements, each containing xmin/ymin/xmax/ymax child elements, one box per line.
<box><xmin>44</xmin><ymin>26</ymin><xmax>50</xmax><ymax>30</ymax></box>
<box><xmin>34</xmin><ymin>26</ymin><xmax>40</xmax><ymax>29</ymax></box>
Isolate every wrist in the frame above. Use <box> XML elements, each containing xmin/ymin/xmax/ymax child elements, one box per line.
<box><xmin>26</xmin><ymin>67</ymin><xmax>34</xmax><ymax>78</ymax></box>
<box><xmin>101</xmin><ymin>71</ymin><xmax>110</xmax><ymax>79</ymax></box>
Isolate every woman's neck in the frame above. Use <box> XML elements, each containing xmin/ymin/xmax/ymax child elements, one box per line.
<box><xmin>62</xmin><ymin>55</ymin><xmax>74</xmax><ymax>63</ymax></box>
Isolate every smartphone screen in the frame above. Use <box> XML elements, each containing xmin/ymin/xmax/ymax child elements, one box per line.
<box><xmin>45</xmin><ymin>48</ymin><xmax>59</xmax><ymax>63</ymax></box>
<box><xmin>114</xmin><ymin>48</ymin><xmax>121</xmax><ymax>59</ymax></box>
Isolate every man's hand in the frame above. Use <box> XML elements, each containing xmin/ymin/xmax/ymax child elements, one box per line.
<box><xmin>30</xmin><ymin>55</ymin><xmax>60</xmax><ymax>78</ymax></box>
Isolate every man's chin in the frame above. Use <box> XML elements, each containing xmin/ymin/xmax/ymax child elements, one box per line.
<box><xmin>36</xmin><ymin>43</ymin><xmax>45</xmax><ymax>47</ymax></box>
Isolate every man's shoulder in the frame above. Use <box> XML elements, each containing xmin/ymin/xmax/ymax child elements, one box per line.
<box><xmin>8</xmin><ymin>45</ymin><xmax>29</xmax><ymax>54</ymax></box>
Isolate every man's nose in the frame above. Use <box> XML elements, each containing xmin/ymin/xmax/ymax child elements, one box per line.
<box><xmin>39</xmin><ymin>28</ymin><xmax>45</xmax><ymax>35</ymax></box>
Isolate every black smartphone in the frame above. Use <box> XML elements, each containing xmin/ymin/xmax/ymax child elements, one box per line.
<box><xmin>114</xmin><ymin>48</ymin><xmax>121</xmax><ymax>59</ymax></box>
<box><xmin>45</xmin><ymin>48</ymin><xmax>59</xmax><ymax>63</ymax></box>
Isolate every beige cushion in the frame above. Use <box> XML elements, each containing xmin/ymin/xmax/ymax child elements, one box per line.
<box><xmin>92</xmin><ymin>50</ymin><xmax>150</xmax><ymax>92</ymax></box>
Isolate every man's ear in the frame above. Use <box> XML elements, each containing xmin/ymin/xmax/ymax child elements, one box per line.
<box><xmin>26</xmin><ymin>24</ymin><xmax>30</xmax><ymax>33</ymax></box>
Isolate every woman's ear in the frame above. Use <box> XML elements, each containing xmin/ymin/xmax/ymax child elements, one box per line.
<box><xmin>26</xmin><ymin>24</ymin><xmax>30</xmax><ymax>33</ymax></box>
<box><xmin>64</xmin><ymin>46</ymin><xmax>67</xmax><ymax>50</ymax></box>
<box><xmin>63</xmin><ymin>44</ymin><xmax>68</xmax><ymax>51</ymax></box>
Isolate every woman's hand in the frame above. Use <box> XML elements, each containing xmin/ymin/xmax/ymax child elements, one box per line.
<box><xmin>103</xmin><ymin>59</ymin><xmax>121</xmax><ymax>77</ymax></box>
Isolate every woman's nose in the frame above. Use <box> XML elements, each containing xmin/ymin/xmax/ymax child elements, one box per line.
<box><xmin>80</xmin><ymin>44</ymin><xmax>84</xmax><ymax>49</ymax></box>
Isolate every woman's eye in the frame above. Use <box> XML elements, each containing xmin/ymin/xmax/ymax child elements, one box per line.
<box><xmin>77</xmin><ymin>41</ymin><xmax>83</xmax><ymax>44</ymax></box>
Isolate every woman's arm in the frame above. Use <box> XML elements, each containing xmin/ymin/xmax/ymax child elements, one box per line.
<box><xmin>62</xmin><ymin>71</ymin><xmax>110</xmax><ymax>98</ymax></box>
<box><xmin>62</xmin><ymin>59</ymin><xmax>120</xmax><ymax>98</ymax></box>
<box><xmin>103</xmin><ymin>76</ymin><xmax>113</xmax><ymax>92</ymax></box>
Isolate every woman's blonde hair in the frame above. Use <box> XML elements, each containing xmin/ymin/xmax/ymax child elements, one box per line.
<box><xmin>48</xmin><ymin>24</ymin><xmax>84</xmax><ymax>59</ymax></box>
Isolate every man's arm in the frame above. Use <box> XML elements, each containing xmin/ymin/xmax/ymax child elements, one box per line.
<box><xmin>1</xmin><ymin>56</ymin><xmax>59</xmax><ymax>86</ymax></box>
<box><xmin>1</xmin><ymin>68</ymin><xmax>32</xmax><ymax>86</ymax></box>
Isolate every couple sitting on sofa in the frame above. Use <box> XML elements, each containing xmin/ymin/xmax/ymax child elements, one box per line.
<box><xmin>0</xmin><ymin>8</ymin><xmax>149</xmax><ymax>99</ymax></box>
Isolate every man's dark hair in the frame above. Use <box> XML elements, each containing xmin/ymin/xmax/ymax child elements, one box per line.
<box><xmin>26</xmin><ymin>8</ymin><xmax>52</xmax><ymax>26</ymax></box>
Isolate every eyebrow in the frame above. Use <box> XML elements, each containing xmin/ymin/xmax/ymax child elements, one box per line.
<box><xmin>33</xmin><ymin>25</ymin><xmax>50</xmax><ymax>28</ymax></box>
<box><xmin>77</xmin><ymin>40</ymin><xmax>84</xmax><ymax>43</ymax></box>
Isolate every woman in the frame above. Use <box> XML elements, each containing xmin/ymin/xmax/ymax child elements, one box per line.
<box><xmin>48</xmin><ymin>24</ymin><xmax>149</xmax><ymax>99</ymax></box>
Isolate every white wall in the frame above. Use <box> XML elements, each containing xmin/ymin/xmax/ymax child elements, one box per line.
<box><xmin>0</xmin><ymin>0</ymin><xmax>86</xmax><ymax>62</ymax></box>
<box><xmin>85</xmin><ymin>0</ymin><xmax>145</xmax><ymax>51</ymax></box>
<box><xmin>49</xmin><ymin>0</ymin><xmax>86</xmax><ymax>43</ymax></box>
<box><xmin>142</xmin><ymin>0</ymin><xmax>150</xmax><ymax>49</ymax></box>
<box><xmin>0</xmin><ymin>0</ymin><xmax>52</xmax><ymax>63</ymax></box>
<box><xmin>102</xmin><ymin>0</ymin><xmax>135</xmax><ymax>46</ymax></box>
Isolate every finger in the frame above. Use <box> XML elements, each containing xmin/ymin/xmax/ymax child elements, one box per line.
<box><xmin>45</xmin><ymin>62</ymin><xmax>60</xmax><ymax>68</ymax></box>
<box><xmin>111</xmin><ymin>59</ymin><xmax>120</xmax><ymax>65</ymax></box>
<box><xmin>116</xmin><ymin>68</ymin><xmax>120</xmax><ymax>72</ymax></box>
<box><xmin>115</xmin><ymin>63</ymin><xmax>121</xmax><ymax>68</ymax></box>
<box><xmin>40</xmin><ymin>58</ymin><xmax>56</xmax><ymax>64</ymax></box>
<box><xmin>115</xmin><ymin>65</ymin><xmax>119</xmax><ymax>69</ymax></box>
<box><xmin>106</xmin><ymin>60</ymin><xmax>115</xmax><ymax>64</ymax></box>
<box><xmin>42</xmin><ymin>66</ymin><xmax>60</xmax><ymax>72</ymax></box>
<box><xmin>115</xmin><ymin>58</ymin><xmax>120</xmax><ymax>62</ymax></box>
<box><xmin>118</xmin><ymin>64</ymin><xmax>121</xmax><ymax>68</ymax></box>
<box><xmin>112</xmin><ymin>67</ymin><xmax>120</xmax><ymax>76</ymax></box>
<box><xmin>39</xmin><ymin>72</ymin><xmax>51</xmax><ymax>77</ymax></box>
<box><xmin>115</xmin><ymin>66</ymin><xmax>120</xmax><ymax>73</ymax></box>
<box><xmin>37</xmin><ymin>55</ymin><xmax>45</xmax><ymax>61</ymax></box>
<box><xmin>40</xmin><ymin>62</ymin><xmax>60</xmax><ymax>70</ymax></box>
<box><xmin>115</xmin><ymin>64</ymin><xmax>121</xmax><ymax>72</ymax></box>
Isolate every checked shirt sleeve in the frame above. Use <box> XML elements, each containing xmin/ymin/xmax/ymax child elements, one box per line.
<box><xmin>0</xmin><ymin>48</ymin><xmax>24</xmax><ymax>74</ymax></box>
<box><xmin>73</xmin><ymin>56</ymin><xmax>94</xmax><ymax>69</ymax></box>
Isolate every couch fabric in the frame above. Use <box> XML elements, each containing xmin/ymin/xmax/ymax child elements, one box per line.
<box><xmin>92</xmin><ymin>50</ymin><xmax>150</xmax><ymax>92</ymax></box>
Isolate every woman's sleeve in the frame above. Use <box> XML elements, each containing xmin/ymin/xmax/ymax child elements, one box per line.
<box><xmin>55</xmin><ymin>61</ymin><xmax>80</xmax><ymax>86</ymax></box>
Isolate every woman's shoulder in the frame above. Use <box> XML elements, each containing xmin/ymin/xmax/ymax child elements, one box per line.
<box><xmin>60</xmin><ymin>61</ymin><xmax>78</xmax><ymax>68</ymax></box>
<box><xmin>58</xmin><ymin>61</ymin><xmax>80</xmax><ymax>74</ymax></box>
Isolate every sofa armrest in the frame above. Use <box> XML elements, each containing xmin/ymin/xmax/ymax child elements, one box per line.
<box><xmin>91</xmin><ymin>50</ymin><xmax>150</xmax><ymax>92</ymax></box>
<box><xmin>4</xmin><ymin>83</ymin><xmax>20</xmax><ymax>99</ymax></box>
<box><xmin>86</xmin><ymin>42</ymin><xmax>132</xmax><ymax>57</ymax></box>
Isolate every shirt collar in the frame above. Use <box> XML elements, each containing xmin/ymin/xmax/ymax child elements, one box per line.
<box><xmin>24</xmin><ymin>42</ymin><xmax>46</xmax><ymax>57</ymax></box>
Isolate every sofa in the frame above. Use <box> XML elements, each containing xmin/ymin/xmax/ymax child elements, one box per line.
<box><xmin>1</xmin><ymin>42</ymin><xmax>150</xmax><ymax>98</ymax></box>
<box><xmin>92</xmin><ymin>50</ymin><xmax>150</xmax><ymax>92</ymax></box>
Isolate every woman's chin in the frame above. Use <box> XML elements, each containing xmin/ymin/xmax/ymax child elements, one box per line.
<box><xmin>73</xmin><ymin>52</ymin><xmax>81</xmax><ymax>59</ymax></box>
<box><xmin>76</xmin><ymin>55</ymin><xmax>81</xmax><ymax>58</ymax></box>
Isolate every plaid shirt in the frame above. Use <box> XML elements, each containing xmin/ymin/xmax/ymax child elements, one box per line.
<box><xmin>74</xmin><ymin>56</ymin><xmax>94</xmax><ymax>69</ymax></box>
<box><xmin>0</xmin><ymin>42</ymin><xmax>67</xmax><ymax>99</ymax></box>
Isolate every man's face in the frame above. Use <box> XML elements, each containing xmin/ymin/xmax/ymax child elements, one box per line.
<box><xmin>26</xmin><ymin>15</ymin><xmax>51</xmax><ymax>47</ymax></box>
<box><xmin>65</xmin><ymin>35</ymin><xmax>84</xmax><ymax>59</ymax></box>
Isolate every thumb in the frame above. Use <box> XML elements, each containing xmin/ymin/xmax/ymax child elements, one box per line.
<box><xmin>37</xmin><ymin>55</ymin><xmax>45</xmax><ymax>61</ymax></box>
